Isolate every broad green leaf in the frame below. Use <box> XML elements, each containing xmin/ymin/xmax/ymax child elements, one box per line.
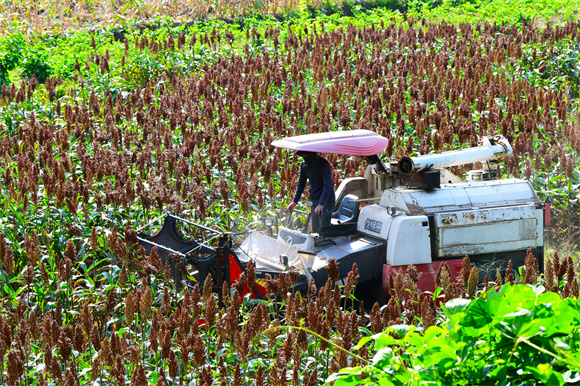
<box><xmin>535</xmin><ymin>291</ymin><xmax>561</xmax><ymax>307</ymax></box>
<box><xmin>373</xmin><ymin>333</ymin><xmax>401</xmax><ymax>351</ymax></box>
<box><xmin>525</xmin><ymin>364</ymin><xmax>565</xmax><ymax>386</ymax></box>
<box><xmin>533</xmin><ymin>302</ymin><xmax>556</xmax><ymax>323</ymax></box>
<box><xmin>443</xmin><ymin>298</ymin><xmax>471</xmax><ymax>316</ymax></box>
<box><xmin>539</xmin><ymin>298</ymin><xmax>580</xmax><ymax>337</ymax></box>
<box><xmin>405</xmin><ymin>332</ymin><xmax>428</xmax><ymax>353</ymax></box>
<box><xmin>496</xmin><ymin>308</ymin><xmax>541</xmax><ymax>339</ymax></box>
<box><xmin>372</xmin><ymin>347</ymin><xmax>394</xmax><ymax>366</ymax></box>
<box><xmin>423</xmin><ymin>326</ymin><xmax>446</xmax><ymax>341</ymax></box>
<box><xmin>422</xmin><ymin>351</ymin><xmax>456</xmax><ymax>369</ymax></box>
<box><xmin>487</xmin><ymin>363</ymin><xmax>515</xmax><ymax>381</ymax></box>
<box><xmin>528</xmin><ymin>283</ymin><xmax>546</xmax><ymax>297</ymax></box>
<box><xmin>488</xmin><ymin>284</ymin><xmax>536</xmax><ymax>318</ymax></box>
<box><xmin>353</xmin><ymin>335</ymin><xmax>374</xmax><ymax>350</ymax></box>
<box><xmin>386</xmin><ymin>324</ymin><xmax>412</xmax><ymax>339</ymax></box>
<box><xmin>326</xmin><ymin>367</ymin><xmax>371</xmax><ymax>385</ymax></box>
<box><xmin>462</xmin><ymin>298</ymin><xmax>493</xmax><ymax>330</ymax></box>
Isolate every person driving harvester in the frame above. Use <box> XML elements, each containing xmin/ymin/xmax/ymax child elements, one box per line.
<box><xmin>287</xmin><ymin>151</ymin><xmax>336</xmax><ymax>233</ymax></box>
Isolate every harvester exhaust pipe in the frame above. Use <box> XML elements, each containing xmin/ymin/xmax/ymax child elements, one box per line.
<box><xmin>398</xmin><ymin>135</ymin><xmax>512</xmax><ymax>174</ymax></box>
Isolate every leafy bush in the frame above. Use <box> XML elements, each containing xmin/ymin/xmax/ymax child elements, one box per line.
<box><xmin>518</xmin><ymin>39</ymin><xmax>580</xmax><ymax>99</ymax></box>
<box><xmin>21</xmin><ymin>49</ymin><xmax>52</xmax><ymax>84</ymax></box>
<box><xmin>408</xmin><ymin>0</ymin><xmax>580</xmax><ymax>26</ymax></box>
<box><xmin>309</xmin><ymin>0</ymin><xmax>410</xmax><ymax>17</ymax></box>
<box><xmin>0</xmin><ymin>32</ymin><xmax>25</xmax><ymax>87</ymax></box>
<box><xmin>0</xmin><ymin>32</ymin><xmax>52</xmax><ymax>85</ymax></box>
<box><xmin>330</xmin><ymin>282</ymin><xmax>580</xmax><ymax>385</ymax></box>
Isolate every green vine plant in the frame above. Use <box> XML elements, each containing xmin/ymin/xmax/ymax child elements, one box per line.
<box><xmin>327</xmin><ymin>282</ymin><xmax>580</xmax><ymax>385</ymax></box>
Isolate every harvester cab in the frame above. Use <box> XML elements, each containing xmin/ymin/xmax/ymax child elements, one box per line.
<box><xmin>138</xmin><ymin>130</ymin><xmax>547</xmax><ymax>301</ymax></box>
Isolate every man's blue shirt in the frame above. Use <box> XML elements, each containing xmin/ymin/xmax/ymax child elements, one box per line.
<box><xmin>293</xmin><ymin>155</ymin><xmax>336</xmax><ymax>210</ymax></box>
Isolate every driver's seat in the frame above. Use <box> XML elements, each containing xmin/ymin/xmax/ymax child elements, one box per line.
<box><xmin>331</xmin><ymin>194</ymin><xmax>360</xmax><ymax>225</ymax></box>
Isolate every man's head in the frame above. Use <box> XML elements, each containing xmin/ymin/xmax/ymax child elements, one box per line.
<box><xmin>296</xmin><ymin>151</ymin><xmax>316</xmax><ymax>159</ymax></box>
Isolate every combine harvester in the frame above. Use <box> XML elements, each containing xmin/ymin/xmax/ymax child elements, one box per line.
<box><xmin>138</xmin><ymin>130</ymin><xmax>547</xmax><ymax>301</ymax></box>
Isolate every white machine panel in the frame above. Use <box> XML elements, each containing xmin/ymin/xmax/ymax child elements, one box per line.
<box><xmin>358</xmin><ymin>205</ymin><xmax>431</xmax><ymax>266</ymax></box>
<box><xmin>357</xmin><ymin>205</ymin><xmax>396</xmax><ymax>240</ymax></box>
<box><xmin>277</xmin><ymin>226</ymin><xmax>317</xmax><ymax>252</ymax></box>
<box><xmin>380</xmin><ymin>179</ymin><xmax>539</xmax><ymax>215</ymax></box>
<box><xmin>434</xmin><ymin>204</ymin><xmax>543</xmax><ymax>257</ymax></box>
<box><xmin>386</xmin><ymin>215</ymin><xmax>431</xmax><ymax>266</ymax></box>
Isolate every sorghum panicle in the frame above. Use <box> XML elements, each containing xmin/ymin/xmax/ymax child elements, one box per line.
<box><xmin>567</xmin><ymin>256</ymin><xmax>575</xmax><ymax>282</ymax></box>
<box><xmin>467</xmin><ymin>266</ymin><xmax>479</xmax><ymax>298</ymax></box>
<box><xmin>140</xmin><ymin>285</ymin><xmax>153</xmax><ymax>321</ymax></box>
<box><xmin>435</xmin><ymin>262</ymin><xmax>451</xmax><ymax>290</ymax></box>
<box><xmin>545</xmin><ymin>257</ymin><xmax>555</xmax><ymax>291</ymax></box>
<box><xmin>370</xmin><ymin>302</ymin><xmax>382</xmax><ymax>333</ymax></box>
<box><xmin>394</xmin><ymin>272</ymin><xmax>405</xmax><ymax>304</ymax></box>
<box><xmin>460</xmin><ymin>255</ymin><xmax>471</xmax><ymax>286</ymax></box>
<box><xmin>506</xmin><ymin>260</ymin><xmax>515</xmax><ymax>285</ymax></box>
<box><xmin>326</xmin><ymin>257</ymin><xmax>339</xmax><ymax>282</ymax></box>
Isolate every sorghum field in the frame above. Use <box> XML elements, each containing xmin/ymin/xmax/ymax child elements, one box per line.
<box><xmin>1</xmin><ymin>0</ymin><xmax>580</xmax><ymax>384</ymax></box>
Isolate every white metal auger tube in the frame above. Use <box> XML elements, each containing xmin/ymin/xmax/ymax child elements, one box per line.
<box><xmin>398</xmin><ymin>135</ymin><xmax>513</xmax><ymax>174</ymax></box>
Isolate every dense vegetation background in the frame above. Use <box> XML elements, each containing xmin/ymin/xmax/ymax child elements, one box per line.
<box><xmin>0</xmin><ymin>0</ymin><xmax>580</xmax><ymax>384</ymax></box>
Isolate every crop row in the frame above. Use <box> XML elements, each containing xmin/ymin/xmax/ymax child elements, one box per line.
<box><xmin>1</xmin><ymin>221</ymin><xmax>577</xmax><ymax>384</ymax></box>
<box><xmin>1</xmin><ymin>18</ymin><xmax>579</xmax><ymax>233</ymax></box>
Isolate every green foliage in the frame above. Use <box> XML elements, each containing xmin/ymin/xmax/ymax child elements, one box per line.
<box><xmin>0</xmin><ymin>30</ymin><xmax>53</xmax><ymax>85</ymax></box>
<box><xmin>309</xmin><ymin>0</ymin><xmax>409</xmax><ymax>17</ymax></box>
<box><xmin>329</xmin><ymin>284</ymin><xmax>580</xmax><ymax>385</ymax></box>
<box><xmin>518</xmin><ymin>39</ymin><xmax>580</xmax><ymax>99</ymax></box>
<box><xmin>408</xmin><ymin>0</ymin><xmax>580</xmax><ymax>26</ymax></box>
<box><xmin>0</xmin><ymin>32</ymin><xmax>25</xmax><ymax>86</ymax></box>
<box><xmin>1</xmin><ymin>0</ymin><xmax>579</xmax><ymax>90</ymax></box>
<box><xmin>21</xmin><ymin>47</ymin><xmax>52</xmax><ymax>84</ymax></box>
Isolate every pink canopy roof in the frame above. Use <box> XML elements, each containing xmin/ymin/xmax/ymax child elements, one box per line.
<box><xmin>271</xmin><ymin>129</ymin><xmax>389</xmax><ymax>156</ymax></box>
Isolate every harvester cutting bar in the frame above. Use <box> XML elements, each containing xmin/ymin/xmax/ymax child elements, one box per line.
<box><xmin>164</xmin><ymin>215</ymin><xmax>223</xmax><ymax>235</ymax></box>
<box><xmin>137</xmin><ymin>214</ymin><xmax>220</xmax><ymax>288</ymax></box>
<box><xmin>136</xmin><ymin>214</ymin><xmax>266</xmax><ymax>298</ymax></box>
<box><xmin>135</xmin><ymin>236</ymin><xmax>188</xmax><ymax>258</ymax></box>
